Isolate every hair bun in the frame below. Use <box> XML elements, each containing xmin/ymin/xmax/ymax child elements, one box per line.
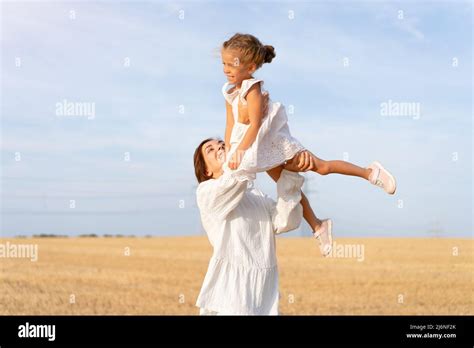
<box><xmin>263</xmin><ymin>45</ymin><xmax>276</xmax><ymax>63</ymax></box>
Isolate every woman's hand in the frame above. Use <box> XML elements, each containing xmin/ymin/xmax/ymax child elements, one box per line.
<box><xmin>229</xmin><ymin>149</ymin><xmax>246</xmax><ymax>170</ymax></box>
<box><xmin>284</xmin><ymin>151</ymin><xmax>315</xmax><ymax>172</ymax></box>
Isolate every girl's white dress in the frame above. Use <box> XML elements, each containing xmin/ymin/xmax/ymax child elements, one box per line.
<box><xmin>223</xmin><ymin>78</ymin><xmax>305</xmax><ymax>181</ymax></box>
<box><xmin>195</xmin><ymin>169</ymin><xmax>304</xmax><ymax>315</ymax></box>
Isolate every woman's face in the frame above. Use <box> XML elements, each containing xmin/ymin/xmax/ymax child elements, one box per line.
<box><xmin>202</xmin><ymin>139</ymin><xmax>226</xmax><ymax>178</ymax></box>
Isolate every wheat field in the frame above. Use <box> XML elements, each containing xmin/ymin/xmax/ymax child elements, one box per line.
<box><xmin>0</xmin><ymin>237</ymin><xmax>472</xmax><ymax>315</ymax></box>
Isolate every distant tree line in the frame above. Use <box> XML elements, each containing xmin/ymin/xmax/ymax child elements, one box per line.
<box><xmin>14</xmin><ymin>234</ymin><xmax>154</xmax><ymax>238</ymax></box>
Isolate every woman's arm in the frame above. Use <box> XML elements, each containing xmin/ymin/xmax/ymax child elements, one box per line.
<box><xmin>196</xmin><ymin>172</ymin><xmax>249</xmax><ymax>220</ymax></box>
<box><xmin>272</xmin><ymin>169</ymin><xmax>305</xmax><ymax>234</ymax></box>
<box><xmin>224</xmin><ymin>100</ymin><xmax>234</xmax><ymax>154</ymax></box>
<box><xmin>265</xmin><ymin>152</ymin><xmax>314</xmax><ymax>234</ymax></box>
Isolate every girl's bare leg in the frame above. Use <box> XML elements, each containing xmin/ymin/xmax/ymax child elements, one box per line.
<box><xmin>266</xmin><ymin>165</ymin><xmax>323</xmax><ymax>232</ymax></box>
<box><xmin>307</xmin><ymin>151</ymin><xmax>372</xmax><ymax>180</ymax></box>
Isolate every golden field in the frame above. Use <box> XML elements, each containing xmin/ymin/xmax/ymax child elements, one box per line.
<box><xmin>0</xmin><ymin>237</ymin><xmax>472</xmax><ymax>315</ymax></box>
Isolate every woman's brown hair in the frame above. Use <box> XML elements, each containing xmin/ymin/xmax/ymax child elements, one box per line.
<box><xmin>222</xmin><ymin>33</ymin><xmax>275</xmax><ymax>69</ymax></box>
<box><xmin>193</xmin><ymin>137</ymin><xmax>222</xmax><ymax>183</ymax></box>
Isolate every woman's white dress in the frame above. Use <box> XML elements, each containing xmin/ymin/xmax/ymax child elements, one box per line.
<box><xmin>195</xmin><ymin>169</ymin><xmax>305</xmax><ymax>315</ymax></box>
<box><xmin>223</xmin><ymin>78</ymin><xmax>305</xmax><ymax>181</ymax></box>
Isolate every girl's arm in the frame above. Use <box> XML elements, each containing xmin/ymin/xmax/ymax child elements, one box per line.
<box><xmin>224</xmin><ymin>100</ymin><xmax>234</xmax><ymax>154</ymax></box>
<box><xmin>236</xmin><ymin>83</ymin><xmax>263</xmax><ymax>152</ymax></box>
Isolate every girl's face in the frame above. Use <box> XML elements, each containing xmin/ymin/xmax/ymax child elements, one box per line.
<box><xmin>221</xmin><ymin>49</ymin><xmax>256</xmax><ymax>85</ymax></box>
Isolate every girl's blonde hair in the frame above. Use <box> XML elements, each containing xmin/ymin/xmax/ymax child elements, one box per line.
<box><xmin>222</xmin><ymin>33</ymin><xmax>275</xmax><ymax>69</ymax></box>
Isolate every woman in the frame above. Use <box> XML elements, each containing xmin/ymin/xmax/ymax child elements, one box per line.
<box><xmin>193</xmin><ymin>138</ymin><xmax>328</xmax><ymax>315</ymax></box>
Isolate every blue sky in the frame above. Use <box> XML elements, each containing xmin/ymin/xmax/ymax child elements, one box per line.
<box><xmin>1</xmin><ymin>0</ymin><xmax>472</xmax><ymax>238</ymax></box>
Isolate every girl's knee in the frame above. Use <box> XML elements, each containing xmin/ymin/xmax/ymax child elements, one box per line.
<box><xmin>266</xmin><ymin>165</ymin><xmax>284</xmax><ymax>181</ymax></box>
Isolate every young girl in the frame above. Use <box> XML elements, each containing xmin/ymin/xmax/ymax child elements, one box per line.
<box><xmin>220</xmin><ymin>33</ymin><xmax>397</xmax><ymax>255</ymax></box>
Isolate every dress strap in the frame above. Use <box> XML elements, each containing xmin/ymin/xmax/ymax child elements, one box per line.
<box><xmin>222</xmin><ymin>82</ymin><xmax>239</xmax><ymax>105</ymax></box>
<box><xmin>239</xmin><ymin>78</ymin><xmax>264</xmax><ymax>105</ymax></box>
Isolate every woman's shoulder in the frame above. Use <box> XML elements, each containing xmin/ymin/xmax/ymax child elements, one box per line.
<box><xmin>196</xmin><ymin>179</ymin><xmax>216</xmax><ymax>209</ymax></box>
<box><xmin>197</xmin><ymin>178</ymin><xmax>215</xmax><ymax>194</ymax></box>
<box><xmin>196</xmin><ymin>176</ymin><xmax>228</xmax><ymax>197</ymax></box>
